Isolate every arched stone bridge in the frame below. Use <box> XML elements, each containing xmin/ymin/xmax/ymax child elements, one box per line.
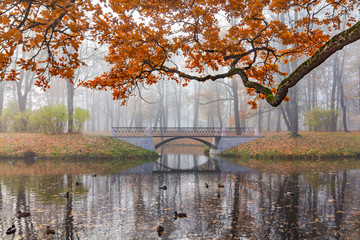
<box><xmin>111</xmin><ymin>127</ymin><xmax>260</xmax><ymax>154</ymax></box>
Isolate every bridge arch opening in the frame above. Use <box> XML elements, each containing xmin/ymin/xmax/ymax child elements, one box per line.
<box><xmin>155</xmin><ymin>137</ymin><xmax>218</xmax><ymax>150</ymax></box>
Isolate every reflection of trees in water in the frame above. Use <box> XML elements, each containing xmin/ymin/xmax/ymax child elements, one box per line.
<box><xmin>0</xmin><ymin>169</ymin><xmax>359</xmax><ymax>238</ymax></box>
<box><xmin>332</xmin><ymin>170</ymin><xmax>347</xmax><ymax>239</ymax></box>
<box><xmin>252</xmin><ymin>170</ymin><xmax>356</xmax><ymax>239</ymax></box>
<box><xmin>65</xmin><ymin>175</ymin><xmax>74</xmax><ymax>240</ymax></box>
<box><xmin>154</xmin><ymin>154</ymin><xmax>220</xmax><ymax>172</ymax></box>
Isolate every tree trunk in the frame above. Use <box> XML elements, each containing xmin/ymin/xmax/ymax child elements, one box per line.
<box><xmin>289</xmin><ymin>85</ymin><xmax>299</xmax><ymax>136</ymax></box>
<box><xmin>97</xmin><ymin>95</ymin><xmax>100</xmax><ymax>130</ymax></box>
<box><xmin>288</xmin><ymin>56</ymin><xmax>299</xmax><ymax>136</ymax></box>
<box><xmin>153</xmin><ymin>108</ymin><xmax>160</xmax><ymax>128</ymax></box>
<box><xmin>276</xmin><ymin>108</ymin><xmax>282</xmax><ymax>132</ymax></box>
<box><xmin>312</xmin><ymin>76</ymin><xmax>317</xmax><ymax>109</ymax></box>
<box><xmin>159</xmin><ymin>82</ymin><xmax>165</xmax><ymax>128</ymax></box>
<box><xmin>163</xmin><ymin>81</ymin><xmax>169</xmax><ymax>128</ymax></box>
<box><xmin>267</xmin><ymin>109</ymin><xmax>271</xmax><ymax>132</ymax></box>
<box><xmin>18</xmin><ymin>92</ymin><xmax>27</xmax><ymax>113</ymax></box>
<box><xmin>216</xmin><ymin>83</ymin><xmax>223</xmax><ymax>128</ymax></box>
<box><xmin>207</xmin><ymin>84</ymin><xmax>214</xmax><ymax>128</ymax></box>
<box><xmin>174</xmin><ymin>85</ymin><xmax>182</xmax><ymax>128</ymax></box>
<box><xmin>0</xmin><ymin>82</ymin><xmax>4</xmax><ymax>131</ymax></box>
<box><xmin>193</xmin><ymin>82</ymin><xmax>201</xmax><ymax>128</ymax></box>
<box><xmin>275</xmin><ymin>11</ymin><xmax>299</xmax><ymax>137</ymax></box>
<box><xmin>338</xmin><ymin>79</ymin><xmax>349</xmax><ymax>132</ymax></box>
<box><xmin>231</xmin><ymin>78</ymin><xmax>241</xmax><ymax>135</ymax></box>
<box><xmin>258</xmin><ymin>104</ymin><xmax>262</xmax><ymax>133</ymax></box>
<box><xmin>15</xmin><ymin>70</ymin><xmax>35</xmax><ymax>132</ymax></box>
<box><xmin>330</xmin><ymin>54</ymin><xmax>338</xmax><ymax>132</ymax></box>
<box><xmin>66</xmin><ymin>80</ymin><xmax>75</xmax><ymax>133</ymax></box>
<box><xmin>335</xmin><ymin>50</ymin><xmax>348</xmax><ymax>132</ymax></box>
<box><xmin>135</xmin><ymin>97</ymin><xmax>143</xmax><ymax>127</ymax></box>
<box><xmin>15</xmin><ymin>51</ymin><xmax>35</xmax><ymax>114</ymax></box>
<box><xmin>207</xmin><ymin>102</ymin><xmax>212</xmax><ymax>128</ymax></box>
<box><xmin>17</xmin><ymin>76</ymin><xmax>26</xmax><ymax>113</ymax></box>
<box><xmin>280</xmin><ymin>104</ymin><xmax>291</xmax><ymax>131</ymax></box>
<box><xmin>305</xmin><ymin>75</ymin><xmax>311</xmax><ymax>111</ymax></box>
<box><xmin>280</xmin><ymin>61</ymin><xmax>299</xmax><ymax>136</ymax></box>
<box><xmin>91</xmin><ymin>94</ymin><xmax>96</xmax><ymax>131</ymax></box>
<box><xmin>154</xmin><ymin>84</ymin><xmax>162</xmax><ymax>128</ymax></box>
<box><xmin>129</xmin><ymin>102</ymin><xmax>136</xmax><ymax>127</ymax></box>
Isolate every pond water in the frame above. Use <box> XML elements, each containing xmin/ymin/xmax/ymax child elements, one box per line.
<box><xmin>0</xmin><ymin>149</ymin><xmax>360</xmax><ymax>239</ymax></box>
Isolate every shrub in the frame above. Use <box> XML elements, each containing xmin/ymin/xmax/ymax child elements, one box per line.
<box><xmin>73</xmin><ymin>107</ymin><xmax>90</xmax><ymax>133</ymax></box>
<box><xmin>1</xmin><ymin>102</ymin><xmax>30</xmax><ymax>132</ymax></box>
<box><xmin>304</xmin><ymin>107</ymin><xmax>339</xmax><ymax>132</ymax></box>
<box><xmin>30</xmin><ymin>104</ymin><xmax>68</xmax><ymax>134</ymax></box>
<box><xmin>1</xmin><ymin>107</ymin><xmax>17</xmax><ymax>132</ymax></box>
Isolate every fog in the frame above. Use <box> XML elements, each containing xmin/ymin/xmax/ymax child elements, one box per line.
<box><xmin>1</xmin><ymin>39</ymin><xmax>359</xmax><ymax>135</ymax></box>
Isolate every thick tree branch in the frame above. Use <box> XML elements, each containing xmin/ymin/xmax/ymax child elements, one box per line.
<box><xmin>162</xmin><ymin>21</ymin><xmax>360</xmax><ymax>107</ymax></box>
<box><xmin>268</xmin><ymin>20</ymin><xmax>360</xmax><ymax>106</ymax></box>
<box><xmin>238</xmin><ymin>20</ymin><xmax>360</xmax><ymax>106</ymax></box>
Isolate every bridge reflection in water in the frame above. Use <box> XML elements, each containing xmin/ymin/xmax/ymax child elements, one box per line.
<box><xmin>122</xmin><ymin>154</ymin><xmax>256</xmax><ymax>174</ymax></box>
<box><xmin>154</xmin><ymin>155</ymin><xmax>220</xmax><ymax>172</ymax></box>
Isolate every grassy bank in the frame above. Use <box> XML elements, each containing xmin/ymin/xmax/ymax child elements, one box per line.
<box><xmin>0</xmin><ymin>133</ymin><xmax>158</xmax><ymax>160</ymax></box>
<box><xmin>222</xmin><ymin>132</ymin><xmax>360</xmax><ymax>160</ymax></box>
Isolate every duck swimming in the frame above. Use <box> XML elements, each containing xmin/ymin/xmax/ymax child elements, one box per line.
<box><xmin>159</xmin><ymin>186</ymin><xmax>167</xmax><ymax>190</ymax></box>
<box><xmin>75</xmin><ymin>181</ymin><xmax>83</xmax><ymax>186</ymax></box>
<box><xmin>46</xmin><ymin>226</ymin><xmax>55</xmax><ymax>235</ymax></box>
<box><xmin>17</xmin><ymin>210</ymin><xmax>31</xmax><ymax>218</ymax></box>
<box><xmin>174</xmin><ymin>211</ymin><xmax>187</xmax><ymax>219</ymax></box>
<box><xmin>156</xmin><ymin>225</ymin><xmax>164</xmax><ymax>236</ymax></box>
<box><xmin>60</xmin><ymin>192</ymin><xmax>70</xmax><ymax>198</ymax></box>
<box><xmin>6</xmin><ymin>224</ymin><xmax>16</xmax><ymax>235</ymax></box>
<box><xmin>286</xmin><ymin>189</ymin><xmax>294</xmax><ymax>197</ymax></box>
<box><xmin>218</xmin><ymin>183</ymin><xmax>225</xmax><ymax>188</ymax></box>
<box><xmin>204</xmin><ymin>183</ymin><xmax>209</xmax><ymax>188</ymax></box>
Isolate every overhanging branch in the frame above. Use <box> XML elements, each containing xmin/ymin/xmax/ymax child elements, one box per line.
<box><xmin>162</xmin><ymin>21</ymin><xmax>360</xmax><ymax>107</ymax></box>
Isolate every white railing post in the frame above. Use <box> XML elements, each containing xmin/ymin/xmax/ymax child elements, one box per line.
<box><xmin>111</xmin><ymin>127</ymin><xmax>116</xmax><ymax>137</ymax></box>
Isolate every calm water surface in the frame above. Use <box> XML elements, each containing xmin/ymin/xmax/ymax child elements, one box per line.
<box><xmin>0</xmin><ymin>150</ymin><xmax>359</xmax><ymax>239</ymax></box>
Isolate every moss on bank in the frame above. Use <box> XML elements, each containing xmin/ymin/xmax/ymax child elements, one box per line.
<box><xmin>0</xmin><ymin>133</ymin><xmax>158</xmax><ymax>160</ymax></box>
<box><xmin>221</xmin><ymin>132</ymin><xmax>360</xmax><ymax>160</ymax></box>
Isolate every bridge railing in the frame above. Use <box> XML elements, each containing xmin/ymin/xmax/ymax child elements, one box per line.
<box><xmin>111</xmin><ymin>127</ymin><xmax>254</xmax><ymax>137</ymax></box>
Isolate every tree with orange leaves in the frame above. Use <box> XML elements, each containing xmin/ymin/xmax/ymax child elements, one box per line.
<box><xmin>1</xmin><ymin>0</ymin><xmax>360</xmax><ymax>109</ymax></box>
<box><xmin>0</xmin><ymin>0</ymin><xmax>105</xmax><ymax>132</ymax></box>
<box><xmin>84</xmin><ymin>0</ymin><xmax>360</xmax><ymax>108</ymax></box>
<box><xmin>0</xmin><ymin>0</ymin><xmax>103</xmax><ymax>85</ymax></box>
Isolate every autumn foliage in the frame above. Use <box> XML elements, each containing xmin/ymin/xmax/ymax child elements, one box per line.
<box><xmin>222</xmin><ymin>132</ymin><xmax>360</xmax><ymax>160</ymax></box>
<box><xmin>0</xmin><ymin>0</ymin><xmax>103</xmax><ymax>86</ymax></box>
<box><xmin>0</xmin><ymin>133</ymin><xmax>157</xmax><ymax>160</ymax></box>
<box><xmin>1</xmin><ymin>1</ymin><xmax>360</xmax><ymax>107</ymax></box>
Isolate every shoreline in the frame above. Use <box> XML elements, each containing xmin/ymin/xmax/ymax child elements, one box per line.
<box><xmin>221</xmin><ymin>132</ymin><xmax>360</xmax><ymax>160</ymax></box>
<box><xmin>1</xmin><ymin>132</ymin><xmax>359</xmax><ymax>161</ymax></box>
<box><xmin>0</xmin><ymin>133</ymin><xmax>158</xmax><ymax>160</ymax></box>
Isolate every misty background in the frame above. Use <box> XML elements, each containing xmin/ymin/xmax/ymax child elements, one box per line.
<box><xmin>1</xmin><ymin>39</ymin><xmax>359</xmax><ymax>135</ymax></box>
